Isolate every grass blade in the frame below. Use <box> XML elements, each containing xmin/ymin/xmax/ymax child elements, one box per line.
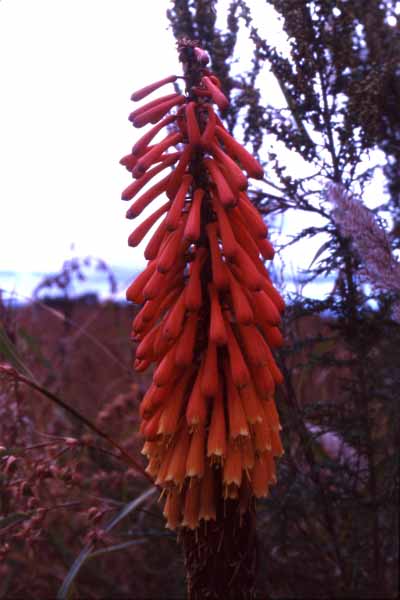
<box><xmin>0</xmin><ymin>322</ymin><xmax>36</xmax><ymax>380</ymax></box>
<box><xmin>57</xmin><ymin>487</ymin><xmax>156</xmax><ymax>600</ymax></box>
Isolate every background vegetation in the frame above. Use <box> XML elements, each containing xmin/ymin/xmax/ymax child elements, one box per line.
<box><xmin>1</xmin><ymin>1</ymin><xmax>399</xmax><ymax>598</ymax></box>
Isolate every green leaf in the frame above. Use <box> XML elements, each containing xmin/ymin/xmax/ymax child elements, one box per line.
<box><xmin>89</xmin><ymin>538</ymin><xmax>148</xmax><ymax>558</ymax></box>
<box><xmin>0</xmin><ymin>322</ymin><xmax>36</xmax><ymax>380</ymax></box>
<box><xmin>0</xmin><ymin>512</ymin><xmax>29</xmax><ymax>530</ymax></box>
<box><xmin>308</xmin><ymin>239</ymin><xmax>331</xmax><ymax>269</ymax></box>
<box><xmin>57</xmin><ymin>487</ymin><xmax>156</xmax><ymax>600</ymax></box>
<box><xmin>17</xmin><ymin>327</ymin><xmax>54</xmax><ymax>371</ymax></box>
<box><xmin>311</xmin><ymin>338</ymin><xmax>337</xmax><ymax>357</ymax></box>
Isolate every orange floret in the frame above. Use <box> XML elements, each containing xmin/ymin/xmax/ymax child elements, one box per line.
<box><xmin>157</xmin><ymin>371</ymin><xmax>193</xmax><ymax>436</ymax></box>
<box><xmin>163</xmin><ymin>487</ymin><xmax>182</xmax><ymax>530</ymax></box>
<box><xmin>131</xmin><ymin>75</ymin><xmax>178</xmax><ymax>102</ymax></box>
<box><xmin>185</xmin><ymin>101</ymin><xmax>201</xmax><ymax>146</ymax></box>
<box><xmin>175</xmin><ymin>311</ymin><xmax>198</xmax><ymax>368</ymax></box>
<box><xmin>239</xmin><ymin>381</ymin><xmax>265</xmax><ymax>425</ymax></box>
<box><xmin>204</xmin><ymin>158</ymin><xmax>236</xmax><ymax>208</ymax></box>
<box><xmin>186</xmin><ymin>362</ymin><xmax>208</xmax><ymax>427</ymax></box>
<box><xmin>206</xmin><ymin>222</ymin><xmax>230</xmax><ymax>290</ymax></box>
<box><xmin>223</xmin><ymin>439</ymin><xmax>243</xmax><ymax>487</ymax></box>
<box><xmin>131</xmin><ymin>95</ymin><xmax>185</xmax><ymax>128</ymax></box>
<box><xmin>215</xmin><ymin>125</ymin><xmax>264</xmax><ymax>179</ymax></box>
<box><xmin>199</xmin><ymin>104</ymin><xmax>217</xmax><ymax>146</ymax></box>
<box><xmin>126</xmin><ymin>175</ymin><xmax>170</xmax><ymax>220</ymax></box>
<box><xmin>186</xmin><ymin>425</ymin><xmax>206</xmax><ymax>478</ymax></box>
<box><xmin>201</xmin><ymin>76</ymin><xmax>229</xmax><ymax>110</ymax></box>
<box><xmin>250</xmin><ymin>453</ymin><xmax>271</xmax><ymax>498</ymax></box>
<box><xmin>225</xmin><ymin>364</ymin><xmax>250</xmax><ymax>439</ymax></box>
<box><xmin>211</xmin><ymin>141</ymin><xmax>248</xmax><ymax>191</ymax></box>
<box><xmin>207</xmin><ymin>380</ymin><xmax>227</xmax><ymax>461</ymax></box>
<box><xmin>167</xmin><ymin>144</ymin><xmax>194</xmax><ymax>200</ymax></box>
<box><xmin>165</xmin><ymin>174</ymin><xmax>193</xmax><ymax>231</ymax></box>
<box><xmin>157</xmin><ymin>221</ymin><xmax>187</xmax><ymax>273</ymax></box>
<box><xmin>211</xmin><ymin>192</ymin><xmax>238</xmax><ymax>258</ymax></box>
<box><xmin>183</xmin><ymin>188</ymin><xmax>205</xmax><ymax>242</ymax></box>
<box><xmin>165</xmin><ymin>424</ymin><xmax>191</xmax><ymax>487</ymax></box>
<box><xmin>201</xmin><ymin>339</ymin><xmax>219</xmax><ymax>397</ymax></box>
<box><xmin>126</xmin><ymin>260</ymin><xmax>157</xmax><ymax>304</ymax></box>
<box><xmin>122</xmin><ymin>153</ymin><xmax>178</xmax><ymax>201</ymax></box>
<box><xmin>208</xmin><ymin>283</ymin><xmax>228</xmax><ymax>345</ymax></box>
<box><xmin>128</xmin><ymin>201</ymin><xmax>170</xmax><ymax>247</ymax></box>
<box><xmin>199</xmin><ymin>461</ymin><xmax>217</xmax><ymax>522</ymax></box>
<box><xmin>227</xmin><ymin>269</ymin><xmax>254</xmax><ymax>325</ymax></box>
<box><xmin>185</xmin><ymin>248</ymin><xmax>206</xmax><ymax>311</ymax></box>
<box><xmin>153</xmin><ymin>343</ymin><xmax>180</xmax><ymax>387</ymax></box>
<box><xmin>224</xmin><ymin>319</ymin><xmax>251</xmax><ymax>388</ymax></box>
<box><xmin>182</xmin><ymin>478</ymin><xmax>201</xmax><ymax>529</ymax></box>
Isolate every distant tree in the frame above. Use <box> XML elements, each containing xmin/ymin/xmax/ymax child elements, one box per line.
<box><xmin>167</xmin><ymin>1</ymin><xmax>400</xmax><ymax>598</ymax></box>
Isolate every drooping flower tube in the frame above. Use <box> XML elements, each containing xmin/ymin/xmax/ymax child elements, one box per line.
<box><xmin>121</xmin><ymin>39</ymin><xmax>285</xmax><ymax>530</ymax></box>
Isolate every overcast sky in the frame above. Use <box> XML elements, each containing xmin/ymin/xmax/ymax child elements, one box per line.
<box><xmin>0</xmin><ymin>1</ymin><xmax>394</xmax><ymax>301</ymax></box>
<box><xmin>0</xmin><ymin>1</ymin><xmax>182</xmax><ymax>274</ymax></box>
<box><xmin>0</xmin><ymin>0</ymin><xmax>295</xmax><ymax>266</ymax></box>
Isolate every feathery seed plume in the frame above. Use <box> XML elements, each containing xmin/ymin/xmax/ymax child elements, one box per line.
<box><xmin>328</xmin><ymin>183</ymin><xmax>400</xmax><ymax>322</ymax></box>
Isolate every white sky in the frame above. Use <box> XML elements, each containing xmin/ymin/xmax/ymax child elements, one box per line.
<box><xmin>0</xmin><ymin>0</ymin><xmax>393</xmax><ymax>301</ymax></box>
<box><xmin>0</xmin><ymin>0</ymin><xmax>180</xmax><ymax>273</ymax></box>
<box><xmin>0</xmin><ymin>0</ymin><xmax>292</xmax><ymax>275</ymax></box>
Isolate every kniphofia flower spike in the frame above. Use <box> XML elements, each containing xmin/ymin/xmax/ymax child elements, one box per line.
<box><xmin>122</xmin><ymin>40</ymin><xmax>285</xmax><ymax>530</ymax></box>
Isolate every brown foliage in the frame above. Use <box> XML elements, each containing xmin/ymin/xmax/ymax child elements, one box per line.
<box><xmin>0</xmin><ymin>297</ymin><xmax>185</xmax><ymax>599</ymax></box>
<box><xmin>1</xmin><ymin>293</ymin><xmax>398</xmax><ymax>598</ymax></box>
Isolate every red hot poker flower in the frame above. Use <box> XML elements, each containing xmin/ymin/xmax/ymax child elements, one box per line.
<box><xmin>121</xmin><ymin>41</ymin><xmax>285</xmax><ymax>529</ymax></box>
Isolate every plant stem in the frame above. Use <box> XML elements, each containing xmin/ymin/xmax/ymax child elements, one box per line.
<box><xmin>177</xmin><ymin>38</ymin><xmax>258</xmax><ymax>599</ymax></box>
<box><xmin>182</xmin><ymin>496</ymin><xmax>257</xmax><ymax>599</ymax></box>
